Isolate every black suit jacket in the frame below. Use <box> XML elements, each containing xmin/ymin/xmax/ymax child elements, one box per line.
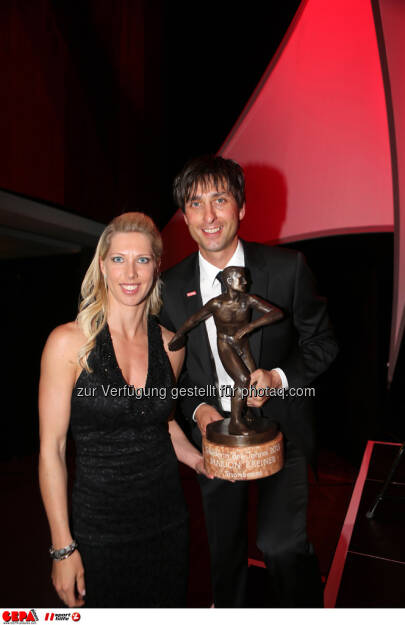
<box><xmin>160</xmin><ymin>241</ymin><xmax>338</xmax><ymax>463</ymax></box>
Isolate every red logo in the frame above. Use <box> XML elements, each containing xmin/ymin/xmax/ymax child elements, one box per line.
<box><xmin>2</xmin><ymin>612</ymin><xmax>37</xmax><ymax>623</ymax></box>
<box><xmin>71</xmin><ymin>616</ymin><xmax>81</xmax><ymax>622</ymax></box>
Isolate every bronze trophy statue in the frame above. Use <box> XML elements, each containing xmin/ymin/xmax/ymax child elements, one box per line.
<box><xmin>169</xmin><ymin>266</ymin><xmax>285</xmax><ymax>480</ymax></box>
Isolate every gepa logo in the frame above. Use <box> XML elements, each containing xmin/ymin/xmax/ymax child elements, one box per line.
<box><xmin>2</xmin><ymin>611</ymin><xmax>38</xmax><ymax>623</ymax></box>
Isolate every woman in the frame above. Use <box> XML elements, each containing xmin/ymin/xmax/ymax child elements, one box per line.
<box><xmin>39</xmin><ymin>212</ymin><xmax>210</xmax><ymax>608</ymax></box>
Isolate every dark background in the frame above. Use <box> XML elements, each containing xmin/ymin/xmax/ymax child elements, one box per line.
<box><xmin>0</xmin><ymin>0</ymin><xmax>302</xmax><ymax>225</ymax></box>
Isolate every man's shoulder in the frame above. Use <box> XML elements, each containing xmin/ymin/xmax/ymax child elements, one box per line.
<box><xmin>162</xmin><ymin>251</ymin><xmax>198</xmax><ymax>285</ymax></box>
<box><xmin>243</xmin><ymin>240</ymin><xmax>301</xmax><ymax>267</ymax></box>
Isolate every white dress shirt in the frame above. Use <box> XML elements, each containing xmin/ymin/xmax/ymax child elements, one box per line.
<box><xmin>193</xmin><ymin>240</ymin><xmax>288</xmax><ymax>419</ymax></box>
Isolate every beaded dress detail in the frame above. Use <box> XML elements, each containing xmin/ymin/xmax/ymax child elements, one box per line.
<box><xmin>70</xmin><ymin>316</ymin><xmax>188</xmax><ymax>607</ymax></box>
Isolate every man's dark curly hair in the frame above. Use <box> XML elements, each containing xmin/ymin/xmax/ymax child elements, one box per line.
<box><xmin>173</xmin><ymin>155</ymin><xmax>245</xmax><ymax>212</ymax></box>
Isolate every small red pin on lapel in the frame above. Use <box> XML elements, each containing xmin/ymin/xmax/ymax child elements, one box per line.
<box><xmin>186</xmin><ymin>290</ymin><xmax>197</xmax><ymax>297</ymax></box>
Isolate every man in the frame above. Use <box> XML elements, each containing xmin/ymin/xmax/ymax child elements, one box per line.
<box><xmin>160</xmin><ymin>155</ymin><xmax>338</xmax><ymax>607</ymax></box>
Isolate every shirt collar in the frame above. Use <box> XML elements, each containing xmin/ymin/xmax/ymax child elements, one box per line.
<box><xmin>198</xmin><ymin>240</ymin><xmax>245</xmax><ymax>287</ymax></box>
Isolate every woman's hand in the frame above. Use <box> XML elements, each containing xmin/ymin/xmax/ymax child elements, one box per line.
<box><xmin>52</xmin><ymin>550</ymin><xmax>86</xmax><ymax>607</ymax></box>
<box><xmin>194</xmin><ymin>456</ymin><xmax>214</xmax><ymax>479</ymax></box>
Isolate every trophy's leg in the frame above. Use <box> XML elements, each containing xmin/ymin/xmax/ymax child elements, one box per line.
<box><xmin>239</xmin><ymin>342</ymin><xmax>258</xmax><ymax>426</ymax></box>
<box><xmin>217</xmin><ymin>340</ymin><xmax>251</xmax><ymax>436</ymax></box>
<box><xmin>239</xmin><ymin>342</ymin><xmax>256</xmax><ymax>374</ymax></box>
<box><xmin>228</xmin><ymin>384</ymin><xmax>251</xmax><ymax>435</ymax></box>
<box><xmin>243</xmin><ymin>407</ymin><xmax>256</xmax><ymax>425</ymax></box>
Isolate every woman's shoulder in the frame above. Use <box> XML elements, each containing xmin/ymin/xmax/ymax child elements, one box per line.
<box><xmin>43</xmin><ymin>321</ymin><xmax>86</xmax><ymax>361</ymax></box>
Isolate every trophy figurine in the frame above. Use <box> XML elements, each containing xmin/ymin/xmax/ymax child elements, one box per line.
<box><xmin>168</xmin><ymin>266</ymin><xmax>285</xmax><ymax>480</ymax></box>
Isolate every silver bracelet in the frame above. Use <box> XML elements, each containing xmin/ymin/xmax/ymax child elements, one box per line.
<box><xmin>49</xmin><ymin>539</ymin><xmax>78</xmax><ymax>561</ymax></box>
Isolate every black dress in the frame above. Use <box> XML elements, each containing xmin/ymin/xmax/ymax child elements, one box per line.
<box><xmin>70</xmin><ymin>316</ymin><xmax>189</xmax><ymax>607</ymax></box>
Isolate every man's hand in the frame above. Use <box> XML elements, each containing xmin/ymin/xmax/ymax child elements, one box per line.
<box><xmin>247</xmin><ymin>369</ymin><xmax>282</xmax><ymax>408</ymax></box>
<box><xmin>195</xmin><ymin>404</ymin><xmax>224</xmax><ymax>436</ymax></box>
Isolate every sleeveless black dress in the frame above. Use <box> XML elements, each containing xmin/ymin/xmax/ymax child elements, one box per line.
<box><xmin>70</xmin><ymin>316</ymin><xmax>189</xmax><ymax>607</ymax></box>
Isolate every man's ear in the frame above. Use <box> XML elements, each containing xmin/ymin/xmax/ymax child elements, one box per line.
<box><xmin>239</xmin><ymin>202</ymin><xmax>246</xmax><ymax>221</ymax></box>
<box><xmin>183</xmin><ymin>210</ymin><xmax>189</xmax><ymax>226</ymax></box>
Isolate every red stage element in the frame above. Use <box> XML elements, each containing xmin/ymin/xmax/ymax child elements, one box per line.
<box><xmin>376</xmin><ymin>0</ymin><xmax>405</xmax><ymax>383</ymax></box>
<box><xmin>324</xmin><ymin>440</ymin><xmax>375</xmax><ymax>608</ymax></box>
<box><xmin>220</xmin><ymin>0</ymin><xmax>394</xmax><ymax>244</ymax></box>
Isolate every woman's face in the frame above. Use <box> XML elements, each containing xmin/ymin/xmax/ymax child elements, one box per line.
<box><xmin>100</xmin><ymin>231</ymin><xmax>157</xmax><ymax>309</ymax></box>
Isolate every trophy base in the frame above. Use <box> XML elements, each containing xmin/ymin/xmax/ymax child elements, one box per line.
<box><xmin>203</xmin><ymin>418</ymin><xmax>284</xmax><ymax>481</ymax></box>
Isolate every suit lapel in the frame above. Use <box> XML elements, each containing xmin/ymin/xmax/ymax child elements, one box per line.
<box><xmin>183</xmin><ymin>255</ymin><xmax>214</xmax><ymax>380</ymax></box>
<box><xmin>243</xmin><ymin>241</ymin><xmax>268</xmax><ymax>368</ymax></box>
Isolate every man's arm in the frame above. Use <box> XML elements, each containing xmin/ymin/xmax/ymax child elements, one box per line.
<box><xmin>247</xmin><ymin>251</ymin><xmax>338</xmax><ymax>409</ymax></box>
<box><xmin>279</xmin><ymin>251</ymin><xmax>338</xmax><ymax>389</ymax></box>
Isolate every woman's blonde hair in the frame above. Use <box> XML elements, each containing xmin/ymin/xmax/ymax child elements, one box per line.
<box><xmin>77</xmin><ymin>212</ymin><xmax>163</xmax><ymax>372</ymax></box>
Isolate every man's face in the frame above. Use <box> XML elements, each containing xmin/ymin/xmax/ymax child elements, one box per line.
<box><xmin>183</xmin><ymin>181</ymin><xmax>245</xmax><ymax>258</ymax></box>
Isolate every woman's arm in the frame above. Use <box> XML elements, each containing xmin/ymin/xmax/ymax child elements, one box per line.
<box><xmin>38</xmin><ymin>324</ymin><xmax>86</xmax><ymax>607</ymax></box>
<box><xmin>168</xmin><ymin>419</ymin><xmax>212</xmax><ymax>476</ymax></box>
<box><xmin>161</xmin><ymin>326</ymin><xmax>214</xmax><ymax>479</ymax></box>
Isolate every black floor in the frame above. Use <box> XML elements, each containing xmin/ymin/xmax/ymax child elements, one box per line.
<box><xmin>0</xmin><ymin>447</ymin><xmax>356</xmax><ymax>608</ymax></box>
<box><xmin>335</xmin><ymin>443</ymin><xmax>405</xmax><ymax>608</ymax></box>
